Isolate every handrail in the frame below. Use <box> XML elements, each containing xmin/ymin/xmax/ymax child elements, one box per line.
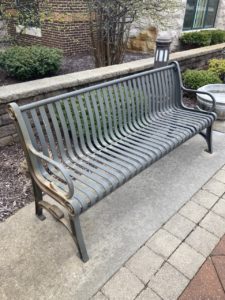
<box><xmin>28</xmin><ymin>144</ymin><xmax>74</xmax><ymax>199</ymax></box>
<box><xmin>181</xmin><ymin>86</ymin><xmax>216</xmax><ymax>112</ymax></box>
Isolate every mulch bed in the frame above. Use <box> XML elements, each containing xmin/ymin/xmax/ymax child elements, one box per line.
<box><xmin>0</xmin><ymin>143</ymin><xmax>33</xmax><ymax>222</ymax></box>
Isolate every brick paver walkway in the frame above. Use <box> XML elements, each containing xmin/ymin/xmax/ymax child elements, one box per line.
<box><xmin>92</xmin><ymin>165</ymin><xmax>225</xmax><ymax>300</ymax></box>
<box><xmin>180</xmin><ymin>235</ymin><xmax>225</xmax><ymax>299</ymax></box>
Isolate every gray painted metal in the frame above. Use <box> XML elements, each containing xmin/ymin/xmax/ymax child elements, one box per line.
<box><xmin>8</xmin><ymin>61</ymin><xmax>216</xmax><ymax>262</ymax></box>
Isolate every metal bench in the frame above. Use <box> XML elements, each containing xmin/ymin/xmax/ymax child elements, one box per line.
<box><xmin>8</xmin><ymin>61</ymin><xmax>216</xmax><ymax>262</ymax></box>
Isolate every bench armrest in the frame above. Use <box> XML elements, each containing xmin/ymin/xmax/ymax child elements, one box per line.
<box><xmin>28</xmin><ymin>144</ymin><xmax>74</xmax><ymax>200</ymax></box>
<box><xmin>181</xmin><ymin>86</ymin><xmax>216</xmax><ymax>112</ymax></box>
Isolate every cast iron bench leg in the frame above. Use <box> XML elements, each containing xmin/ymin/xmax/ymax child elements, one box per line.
<box><xmin>69</xmin><ymin>215</ymin><xmax>89</xmax><ymax>262</ymax></box>
<box><xmin>31</xmin><ymin>179</ymin><xmax>88</xmax><ymax>262</ymax></box>
<box><xmin>206</xmin><ymin>125</ymin><xmax>213</xmax><ymax>154</ymax></box>
<box><xmin>32</xmin><ymin>178</ymin><xmax>46</xmax><ymax>221</ymax></box>
<box><xmin>199</xmin><ymin>125</ymin><xmax>213</xmax><ymax>154</ymax></box>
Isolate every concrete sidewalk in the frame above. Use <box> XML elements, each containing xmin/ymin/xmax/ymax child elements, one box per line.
<box><xmin>0</xmin><ymin>130</ymin><xmax>225</xmax><ymax>300</ymax></box>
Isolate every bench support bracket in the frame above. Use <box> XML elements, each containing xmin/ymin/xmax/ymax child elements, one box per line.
<box><xmin>32</xmin><ymin>181</ymin><xmax>89</xmax><ymax>262</ymax></box>
<box><xmin>69</xmin><ymin>215</ymin><xmax>89</xmax><ymax>263</ymax></box>
<box><xmin>32</xmin><ymin>179</ymin><xmax>46</xmax><ymax>221</ymax></box>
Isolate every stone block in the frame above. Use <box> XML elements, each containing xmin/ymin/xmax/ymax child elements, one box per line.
<box><xmin>92</xmin><ymin>292</ymin><xmax>108</xmax><ymax>300</ymax></box>
<box><xmin>0</xmin><ymin>135</ymin><xmax>13</xmax><ymax>148</ymax></box>
<box><xmin>212</xmin><ymin>198</ymin><xmax>225</xmax><ymax>219</ymax></box>
<box><xmin>126</xmin><ymin>246</ymin><xmax>164</xmax><ymax>284</ymax></box>
<box><xmin>203</xmin><ymin>179</ymin><xmax>225</xmax><ymax>197</ymax></box>
<box><xmin>102</xmin><ymin>267</ymin><xmax>144</xmax><ymax>300</ymax></box>
<box><xmin>146</xmin><ymin>229</ymin><xmax>181</xmax><ymax>259</ymax></box>
<box><xmin>0</xmin><ymin>123</ymin><xmax>16</xmax><ymax>138</ymax></box>
<box><xmin>179</xmin><ymin>201</ymin><xmax>207</xmax><ymax>224</ymax></box>
<box><xmin>148</xmin><ymin>263</ymin><xmax>189</xmax><ymax>300</ymax></box>
<box><xmin>192</xmin><ymin>190</ymin><xmax>218</xmax><ymax>209</ymax></box>
<box><xmin>186</xmin><ymin>226</ymin><xmax>219</xmax><ymax>257</ymax></box>
<box><xmin>0</xmin><ymin>113</ymin><xmax>11</xmax><ymax>126</ymax></box>
<box><xmin>168</xmin><ymin>243</ymin><xmax>205</xmax><ymax>279</ymax></box>
<box><xmin>136</xmin><ymin>288</ymin><xmax>161</xmax><ymax>300</ymax></box>
<box><xmin>200</xmin><ymin>211</ymin><xmax>225</xmax><ymax>237</ymax></box>
<box><xmin>163</xmin><ymin>213</ymin><xmax>195</xmax><ymax>240</ymax></box>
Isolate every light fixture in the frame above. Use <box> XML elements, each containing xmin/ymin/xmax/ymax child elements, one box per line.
<box><xmin>154</xmin><ymin>34</ymin><xmax>172</xmax><ymax>68</ymax></box>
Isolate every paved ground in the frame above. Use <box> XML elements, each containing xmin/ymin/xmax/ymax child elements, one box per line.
<box><xmin>93</xmin><ymin>165</ymin><xmax>225</xmax><ymax>300</ymax></box>
<box><xmin>180</xmin><ymin>234</ymin><xmax>225</xmax><ymax>299</ymax></box>
<box><xmin>0</xmin><ymin>128</ymin><xmax>225</xmax><ymax>300</ymax></box>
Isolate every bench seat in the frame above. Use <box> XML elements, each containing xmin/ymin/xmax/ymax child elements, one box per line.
<box><xmin>66</xmin><ymin>108</ymin><xmax>214</xmax><ymax>215</ymax></box>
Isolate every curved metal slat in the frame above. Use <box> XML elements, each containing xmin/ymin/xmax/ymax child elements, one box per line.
<box><xmin>16</xmin><ymin>64</ymin><xmax>214</xmax><ymax>215</ymax></box>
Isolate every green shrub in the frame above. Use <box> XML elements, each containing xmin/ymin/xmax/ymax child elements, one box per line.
<box><xmin>210</xmin><ymin>30</ymin><xmax>225</xmax><ymax>45</ymax></box>
<box><xmin>208</xmin><ymin>59</ymin><xmax>225</xmax><ymax>78</ymax></box>
<box><xmin>180</xmin><ymin>30</ymin><xmax>225</xmax><ymax>49</ymax></box>
<box><xmin>180</xmin><ymin>31</ymin><xmax>212</xmax><ymax>48</ymax></box>
<box><xmin>0</xmin><ymin>46</ymin><xmax>63</xmax><ymax>80</ymax></box>
<box><xmin>183</xmin><ymin>69</ymin><xmax>222</xmax><ymax>90</ymax></box>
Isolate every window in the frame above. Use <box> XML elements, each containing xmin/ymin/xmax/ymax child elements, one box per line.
<box><xmin>16</xmin><ymin>0</ymin><xmax>40</xmax><ymax>28</ymax></box>
<box><xmin>183</xmin><ymin>0</ymin><xmax>219</xmax><ymax>30</ymax></box>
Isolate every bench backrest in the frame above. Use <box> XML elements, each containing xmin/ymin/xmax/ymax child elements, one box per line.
<box><xmin>9</xmin><ymin>62</ymin><xmax>182</xmax><ymax>164</ymax></box>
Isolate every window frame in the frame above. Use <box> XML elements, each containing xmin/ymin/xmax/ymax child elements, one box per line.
<box><xmin>14</xmin><ymin>0</ymin><xmax>41</xmax><ymax>35</ymax></box>
<box><xmin>183</xmin><ymin>0</ymin><xmax>220</xmax><ymax>31</ymax></box>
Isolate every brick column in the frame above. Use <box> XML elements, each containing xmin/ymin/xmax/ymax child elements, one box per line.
<box><xmin>4</xmin><ymin>0</ymin><xmax>91</xmax><ymax>56</ymax></box>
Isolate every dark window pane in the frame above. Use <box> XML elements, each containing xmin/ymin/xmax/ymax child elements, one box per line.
<box><xmin>17</xmin><ymin>0</ymin><xmax>40</xmax><ymax>27</ymax></box>
<box><xmin>204</xmin><ymin>0</ymin><xmax>219</xmax><ymax>28</ymax></box>
<box><xmin>183</xmin><ymin>0</ymin><xmax>197</xmax><ymax>30</ymax></box>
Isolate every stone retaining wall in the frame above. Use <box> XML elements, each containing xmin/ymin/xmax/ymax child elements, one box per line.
<box><xmin>0</xmin><ymin>43</ymin><xmax>225</xmax><ymax>147</ymax></box>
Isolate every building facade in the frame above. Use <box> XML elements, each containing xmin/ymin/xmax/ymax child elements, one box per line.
<box><xmin>2</xmin><ymin>0</ymin><xmax>225</xmax><ymax>55</ymax></box>
<box><xmin>170</xmin><ymin>0</ymin><xmax>225</xmax><ymax>50</ymax></box>
<box><xmin>129</xmin><ymin>0</ymin><xmax>225</xmax><ymax>53</ymax></box>
<box><xmin>3</xmin><ymin>0</ymin><xmax>91</xmax><ymax>56</ymax></box>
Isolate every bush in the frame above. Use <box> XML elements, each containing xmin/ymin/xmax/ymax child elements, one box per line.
<box><xmin>180</xmin><ymin>30</ymin><xmax>225</xmax><ymax>48</ymax></box>
<box><xmin>180</xmin><ymin>31</ymin><xmax>212</xmax><ymax>48</ymax></box>
<box><xmin>0</xmin><ymin>46</ymin><xmax>63</xmax><ymax>80</ymax></box>
<box><xmin>208</xmin><ymin>59</ymin><xmax>225</xmax><ymax>78</ymax></box>
<box><xmin>210</xmin><ymin>30</ymin><xmax>225</xmax><ymax>45</ymax></box>
<box><xmin>183</xmin><ymin>69</ymin><xmax>222</xmax><ymax>90</ymax></box>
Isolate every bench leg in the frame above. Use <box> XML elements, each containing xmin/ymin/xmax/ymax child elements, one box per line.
<box><xmin>32</xmin><ymin>178</ymin><xmax>46</xmax><ymax>221</ymax></box>
<box><xmin>206</xmin><ymin>125</ymin><xmax>213</xmax><ymax>154</ymax></box>
<box><xmin>69</xmin><ymin>215</ymin><xmax>89</xmax><ymax>262</ymax></box>
<box><xmin>199</xmin><ymin>125</ymin><xmax>213</xmax><ymax>154</ymax></box>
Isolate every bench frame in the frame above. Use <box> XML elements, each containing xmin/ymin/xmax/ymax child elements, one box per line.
<box><xmin>8</xmin><ymin>62</ymin><xmax>216</xmax><ymax>262</ymax></box>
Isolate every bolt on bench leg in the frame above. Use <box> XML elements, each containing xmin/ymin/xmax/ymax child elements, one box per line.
<box><xmin>32</xmin><ymin>178</ymin><xmax>46</xmax><ymax>221</ymax></box>
<box><xmin>69</xmin><ymin>215</ymin><xmax>89</xmax><ymax>263</ymax></box>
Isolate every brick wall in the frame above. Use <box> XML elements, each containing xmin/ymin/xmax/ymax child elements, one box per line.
<box><xmin>4</xmin><ymin>0</ymin><xmax>91</xmax><ymax>56</ymax></box>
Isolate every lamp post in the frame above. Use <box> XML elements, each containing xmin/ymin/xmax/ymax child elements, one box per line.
<box><xmin>154</xmin><ymin>34</ymin><xmax>172</xmax><ymax>68</ymax></box>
